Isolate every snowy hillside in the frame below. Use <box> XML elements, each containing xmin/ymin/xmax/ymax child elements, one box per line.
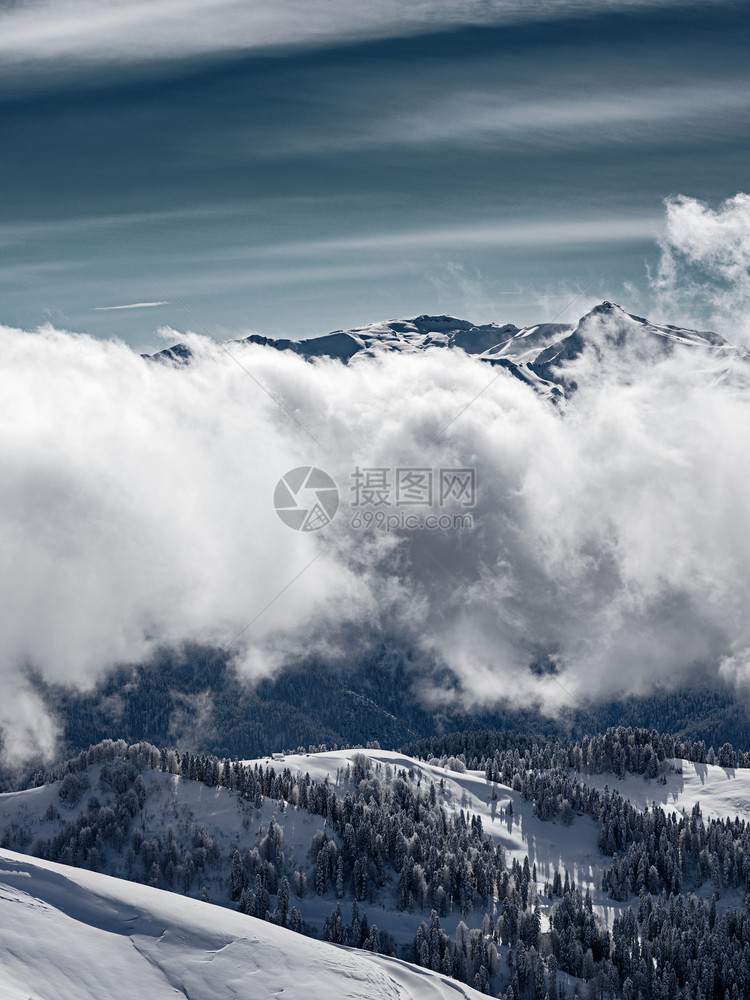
<box><xmin>574</xmin><ymin>758</ymin><xmax>750</xmax><ymax>824</ymax></box>
<box><xmin>0</xmin><ymin>847</ymin><xmax>488</xmax><ymax>1000</ymax></box>
<box><xmin>0</xmin><ymin>741</ymin><xmax>605</xmax><ymax>996</ymax></box>
<box><xmin>0</xmin><ymin>746</ymin><xmax>609</xmax><ymax>940</ymax></box>
<box><xmin>6</xmin><ymin>735</ymin><xmax>750</xmax><ymax>1000</ymax></box>
<box><xmin>245</xmin><ymin>748</ymin><xmax>621</xmax><ymax>928</ymax></box>
<box><xmin>0</xmin><ymin>745</ymin><xmax>615</xmax><ymax>934</ymax></box>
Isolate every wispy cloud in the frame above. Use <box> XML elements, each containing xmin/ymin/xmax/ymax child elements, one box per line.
<box><xmin>376</xmin><ymin>81</ymin><xmax>750</xmax><ymax>150</ymax></box>
<box><xmin>0</xmin><ymin>0</ymin><xmax>733</xmax><ymax>76</ymax></box>
<box><xmin>272</xmin><ymin>216</ymin><xmax>662</xmax><ymax>255</ymax></box>
<box><xmin>95</xmin><ymin>301</ymin><xmax>169</xmax><ymax>311</ymax></box>
<box><xmin>256</xmin><ymin>79</ymin><xmax>750</xmax><ymax>158</ymax></box>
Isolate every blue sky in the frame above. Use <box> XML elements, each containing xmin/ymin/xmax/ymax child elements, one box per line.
<box><xmin>1</xmin><ymin>0</ymin><xmax>748</xmax><ymax>350</ymax></box>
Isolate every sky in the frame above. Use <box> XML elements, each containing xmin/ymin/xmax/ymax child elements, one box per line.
<box><xmin>1</xmin><ymin>0</ymin><xmax>748</xmax><ymax>350</ymax></box>
<box><xmin>2</xmin><ymin>0</ymin><xmax>750</xmax><ymax>763</ymax></box>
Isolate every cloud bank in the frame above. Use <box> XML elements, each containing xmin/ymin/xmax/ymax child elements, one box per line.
<box><xmin>2</xmin><ymin>192</ymin><xmax>750</xmax><ymax>762</ymax></box>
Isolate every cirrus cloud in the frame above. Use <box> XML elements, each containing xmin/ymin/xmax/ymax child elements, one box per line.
<box><xmin>0</xmin><ymin>0</ymin><xmax>735</xmax><ymax>77</ymax></box>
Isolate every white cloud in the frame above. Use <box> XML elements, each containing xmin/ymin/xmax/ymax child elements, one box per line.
<box><xmin>95</xmin><ymin>301</ymin><xmax>169</xmax><ymax>311</ymax></box>
<box><xmin>272</xmin><ymin>81</ymin><xmax>750</xmax><ymax>156</ymax></box>
<box><xmin>0</xmin><ymin>0</ymin><xmax>730</xmax><ymax>75</ymax></box>
<box><xmin>275</xmin><ymin>216</ymin><xmax>662</xmax><ymax>255</ymax></box>
<box><xmin>652</xmin><ymin>193</ymin><xmax>750</xmax><ymax>343</ymax></box>
<box><xmin>2</xmin><ymin>290</ymin><xmax>750</xmax><ymax>759</ymax></box>
<box><xmin>408</xmin><ymin>83</ymin><xmax>750</xmax><ymax>147</ymax></box>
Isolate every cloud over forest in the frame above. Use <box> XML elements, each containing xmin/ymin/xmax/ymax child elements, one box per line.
<box><xmin>2</xmin><ymin>193</ymin><xmax>750</xmax><ymax>762</ymax></box>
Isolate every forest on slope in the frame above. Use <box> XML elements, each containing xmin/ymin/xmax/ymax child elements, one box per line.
<box><xmin>3</xmin><ymin>727</ymin><xmax>750</xmax><ymax>998</ymax></box>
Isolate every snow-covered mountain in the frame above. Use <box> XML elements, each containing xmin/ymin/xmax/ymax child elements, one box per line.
<box><xmin>4</xmin><ymin>734</ymin><xmax>750</xmax><ymax>1000</ymax></box>
<box><xmin>244</xmin><ymin>314</ymin><xmax>518</xmax><ymax>361</ymax></box>
<box><xmin>152</xmin><ymin>301</ymin><xmax>745</xmax><ymax>403</ymax></box>
<box><xmin>0</xmin><ymin>744</ymin><xmax>586</xmax><ymax>999</ymax></box>
<box><xmin>0</xmin><ymin>847</ymin><xmax>489</xmax><ymax>1000</ymax></box>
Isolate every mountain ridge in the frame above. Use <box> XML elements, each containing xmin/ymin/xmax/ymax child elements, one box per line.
<box><xmin>150</xmin><ymin>302</ymin><xmax>744</xmax><ymax>402</ymax></box>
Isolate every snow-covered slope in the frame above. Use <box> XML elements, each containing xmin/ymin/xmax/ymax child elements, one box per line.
<box><xmin>0</xmin><ymin>760</ymin><xmax>329</xmax><ymax>915</ymax></box>
<box><xmin>292</xmin><ymin>315</ymin><xmax>518</xmax><ymax>359</ymax></box>
<box><xmin>247</xmin><ymin>748</ymin><xmax>622</xmax><ymax>928</ymax></box>
<box><xmin>0</xmin><ymin>746</ymin><xmax>617</xmax><ymax>938</ymax></box>
<box><xmin>11</xmin><ymin>743</ymin><xmax>750</xmax><ymax>1000</ymax></box>
<box><xmin>574</xmin><ymin>758</ymin><xmax>750</xmax><ymax>824</ymax></box>
<box><xmin>481</xmin><ymin>301</ymin><xmax>732</xmax><ymax>367</ymax></box>
<box><xmin>478</xmin><ymin>301</ymin><xmax>745</xmax><ymax>399</ymax></box>
<box><xmin>155</xmin><ymin>314</ymin><xmax>515</xmax><ymax>365</ymax></box>
<box><xmin>0</xmin><ymin>847</ymin><xmax>487</xmax><ymax>1000</ymax></box>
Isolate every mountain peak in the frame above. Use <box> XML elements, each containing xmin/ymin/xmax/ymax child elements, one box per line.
<box><xmin>588</xmin><ymin>300</ymin><xmax>622</xmax><ymax>314</ymax></box>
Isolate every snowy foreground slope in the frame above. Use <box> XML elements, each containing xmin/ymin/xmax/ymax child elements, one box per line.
<box><xmin>0</xmin><ymin>847</ymin><xmax>486</xmax><ymax>1000</ymax></box>
<box><xmin>6</xmin><ymin>743</ymin><xmax>750</xmax><ymax>999</ymax></box>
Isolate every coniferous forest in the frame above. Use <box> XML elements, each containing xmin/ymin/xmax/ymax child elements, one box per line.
<box><xmin>4</xmin><ymin>728</ymin><xmax>750</xmax><ymax>999</ymax></box>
